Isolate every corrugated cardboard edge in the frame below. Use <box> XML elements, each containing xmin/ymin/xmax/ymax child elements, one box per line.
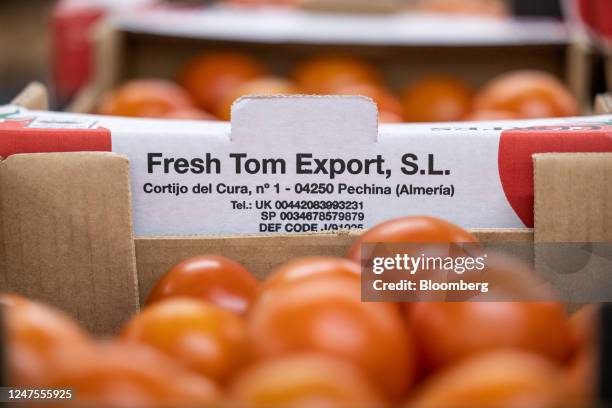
<box><xmin>534</xmin><ymin>153</ymin><xmax>612</xmax><ymax>242</ymax></box>
<box><xmin>0</xmin><ymin>152</ymin><xmax>139</xmax><ymax>335</ymax></box>
<box><xmin>595</xmin><ymin>93</ymin><xmax>612</xmax><ymax>115</ymax></box>
<box><xmin>134</xmin><ymin>228</ymin><xmax>532</xmax><ymax>302</ymax></box>
<box><xmin>10</xmin><ymin>82</ymin><xmax>49</xmax><ymax>111</ymax></box>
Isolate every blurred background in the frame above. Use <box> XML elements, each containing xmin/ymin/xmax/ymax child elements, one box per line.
<box><xmin>0</xmin><ymin>0</ymin><xmax>609</xmax><ymax>121</ymax></box>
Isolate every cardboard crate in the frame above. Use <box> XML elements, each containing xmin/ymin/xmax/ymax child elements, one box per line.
<box><xmin>65</xmin><ymin>6</ymin><xmax>595</xmax><ymax>113</ymax></box>
<box><xmin>2</xmin><ymin>86</ymin><xmax>611</xmax><ymax>335</ymax></box>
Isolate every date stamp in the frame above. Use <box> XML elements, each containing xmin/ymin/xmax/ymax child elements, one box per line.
<box><xmin>0</xmin><ymin>387</ymin><xmax>74</xmax><ymax>402</ymax></box>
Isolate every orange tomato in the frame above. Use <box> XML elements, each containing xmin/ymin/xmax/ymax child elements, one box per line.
<box><xmin>293</xmin><ymin>56</ymin><xmax>381</xmax><ymax>94</ymax></box>
<box><xmin>463</xmin><ymin>110</ymin><xmax>521</xmax><ymax>121</ymax></box>
<box><xmin>51</xmin><ymin>342</ymin><xmax>219</xmax><ymax>408</ymax></box>
<box><xmin>406</xmin><ymin>302</ymin><xmax>573</xmax><ymax>373</ymax></box>
<box><xmin>248</xmin><ymin>275</ymin><xmax>414</xmax><ymax>400</ymax></box>
<box><xmin>379</xmin><ymin>111</ymin><xmax>404</xmax><ymax>123</ymax></box>
<box><xmin>567</xmin><ymin>346</ymin><xmax>597</xmax><ymax>407</ymax></box>
<box><xmin>408</xmin><ymin>350</ymin><xmax>568</xmax><ymax>408</ymax></box>
<box><xmin>473</xmin><ymin>70</ymin><xmax>579</xmax><ymax>119</ymax></box>
<box><xmin>415</xmin><ymin>0</ymin><xmax>508</xmax><ymax>17</ymax></box>
<box><xmin>97</xmin><ymin>79</ymin><xmax>194</xmax><ymax>118</ymax></box>
<box><xmin>216</xmin><ymin>76</ymin><xmax>300</xmax><ymax>120</ymax></box>
<box><xmin>332</xmin><ymin>83</ymin><xmax>404</xmax><ymax>119</ymax></box>
<box><xmin>146</xmin><ymin>255</ymin><xmax>259</xmax><ymax>315</ymax></box>
<box><xmin>161</xmin><ymin>107</ymin><xmax>217</xmax><ymax>120</ymax></box>
<box><xmin>261</xmin><ymin>257</ymin><xmax>360</xmax><ymax>293</ymax></box>
<box><xmin>402</xmin><ymin>76</ymin><xmax>473</xmax><ymax>122</ymax></box>
<box><xmin>566</xmin><ymin>305</ymin><xmax>599</xmax><ymax>405</ymax></box>
<box><xmin>179</xmin><ymin>52</ymin><xmax>267</xmax><ymax>112</ymax></box>
<box><xmin>121</xmin><ymin>298</ymin><xmax>249</xmax><ymax>382</ymax></box>
<box><xmin>1</xmin><ymin>295</ymin><xmax>93</xmax><ymax>387</ymax></box>
<box><xmin>347</xmin><ymin>216</ymin><xmax>478</xmax><ymax>262</ymax></box>
<box><xmin>230</xmin><ymin>353</ymin><xmax>385</xmax><ymax>408</ymax></box>
<box><xmin>569</xmin><ymin>304</ymin><xmax>599</xmax><ymax>353</ymax></box>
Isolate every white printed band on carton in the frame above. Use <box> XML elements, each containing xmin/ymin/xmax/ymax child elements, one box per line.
<box><xmin>1</xmin><ymin>97</ymin><xmax>611</xmax><ymax>236</ymax></box>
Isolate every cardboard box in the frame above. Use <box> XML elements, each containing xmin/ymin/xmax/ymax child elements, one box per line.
<box><xmin>1</xmin><ymin>88</ymin><xmax>611</xmax><ymax>334</ymax></box>
<box><xmin>67</xmin><ymin>6</ymin><xmax>586</xmax><ymax>113</ymax></box>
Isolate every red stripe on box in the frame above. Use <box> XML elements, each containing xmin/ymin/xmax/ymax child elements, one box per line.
<box><xmin>498</xmin><ymin>124</ymin><xmax>612</xmax><ymax>228</ymax></box>
<box><xmin>0</xmin><ymin>120</ymin><xmax>112</xmax><ymax>158</ymax></box>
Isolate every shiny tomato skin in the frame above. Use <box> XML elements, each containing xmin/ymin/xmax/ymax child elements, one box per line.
<box><xmin>347</xmin><ymin>216</ymin><xmax>478</xmax><ymax>262</ymax></box>
<box><xmin>261</xmin><ymin>257</ymin><xmax>360</xmax><ymax>293</ymax></box>
<box><xmin>51</xmin><ymin>341</ymin><xmax>219</xmax><ymax>408</ymax></box>
<box><xmin>122</xmin><ymin>298</ymin><xmax>249</xmax><ymax>382</ymax></box>
<box><xmin>474</xmin><ymin>70</ymin><xmax>579</xmax><ymax>119</ymax></box>
<box><xmin>248</xmin><ymin>275</ymin><xmax>414</xmax><ymax>401</ymax></box>
<box><xmin>402</xmin><ymin>76</ymin><xmax>473</xmax><ymax>122</ymax></box>
<box><xmin>1</xmin><ymin>295</ymin><xmax>93</xmax><ymax>387</ymax></box>
<box><xmin>406</xmin><ymin>302</ymin><xmax>573</xmax><ymax>373</ymax></box>
<box><xmin>230</xmin><ymin>353</ymin><xmax>385</xmax><ymax>408</ymax></box>
<box><xmin>146</xmin><ymin>255</ymin><xmax>259</xmax><ymax>315</ymax></box>
<box><xmin>293</xmin><ymin>56</ymin><xmax>381</xmax><ymax>94</ymax></box>
<box><xmin>97</xmin><ymin>79</ymin><xmax>194</xmax><ymax>118</ymax></box>
<box><xmin>408</xmin><ymin>350</ymin><xmax>569</xmax><ymax>408</ymax></box>
<box><xmin>179</xmin><ymin>52</ymin><xmax>267</xmax><ymax>112</ymax></box>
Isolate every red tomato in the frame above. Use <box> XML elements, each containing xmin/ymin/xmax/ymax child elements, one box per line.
<box><xmin>122</xmin><ymin>298</ymin><xmax>249</xmax><ymax>382</ymax></box>
<box><xmin>332</xmin><ymin>83</ymin><xmax>404</xmax><ymax>119</ymax></box>
<box><xmin>347</xmin><ymin>216</ymin><xmax>478</xmax><ymax>262</ymax></box>
<box><xmin>261</xmin><ymin>257</ymin><xmax>360</xmax><ymax>293</ymax></box>
<box><xmin>248</xmin><ymin>275</ymin><xmax>414</xmax><ymax>400</ymax></box>
<box><xmin>51</xmin><ymin>342</ymin><xmax>219</xmax><ymax>408</ymax></box>
<box><xmin>97</xmin><ymin>79</ymin><xmax>194</xmax><ymax>118</ymax></box>
<box><xmin>567</xmin><ymin>346</ymin><xmax>597</xmax><ymax>407</ymax></box>
<box><xmin>473</xmin><ymin>70</ymin><xmax>579</xmax><ymax>119</ymax></box>
<box><xmin>179</xmin><ymin>52</ymin><xmax>267</xmax><ymax>112</ymax></box>
<box><xmin>409</xmin><ymin>350</ymin><xmax>568</xmax><ymax>408</ymax></box>
<box><xmin>406</xmin><ymin>302</ymin><xmax>573</xmax><ymax>373</ymax></box>
<box><xmin>216</xmin><ymin>76</ymin><xmax>300</xmax><ymax>120</ymax></box>
<box><xmin>1</xmin><ymin>295</ymin><xmax>93</xmax><ymax>387</ymax></box>
<box><xmin>146</xmin><ymin>255</ymin><xmax>259</xmax><ymax>315</ymax></box>
<box><xmin>402</xmin><ymin>76</ymin><xmax>473</xmax><ymax>122</ymax></box>
<box><xmin>230</xmin><ymin>353</ymin><xmax>385</xmax><ymax>408</ymax></box>
<box><xmin>293</xmin><ymin>56</ymin><xmax>381</xmax><ymax>94</ymax></box>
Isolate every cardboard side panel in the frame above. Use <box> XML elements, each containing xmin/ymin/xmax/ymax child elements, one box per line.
<box><xmin>135</xmin><ymin>234</ymin><xmax>355</xmax><ymax>303</ymax></box>
<box><xmin>134</xmin><ymin>229</ymin><xmax>532</xmax><ymax>302</ymax></box>
<box><xmin>0</xmin><ymin>152</ymin><xmax>138</xmax><ymax>334</ymax></box>
<box><xmin>534</xmin><ymin>153</ymin><xmax>612</xmax><ymax>242</ymax></box>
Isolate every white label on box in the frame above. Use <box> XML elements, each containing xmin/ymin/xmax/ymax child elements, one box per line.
<box><xmin>111</xmin><ymin>96</ymin><xmax>517</xmax><ymax>236</ymax></box>
<box><xmin>5</xmin><ymin>97</ymin><xmax>611</xmax><ymax>236</ymax></box>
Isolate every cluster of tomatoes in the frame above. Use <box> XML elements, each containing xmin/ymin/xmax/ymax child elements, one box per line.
<box><xmin>1</xmin><ymin>216</ymin><xmax>597</xmax><ymax>408</ymax></box>
<box><xmin>98</xmin><ymin>52</ymin><xmax>579</xmax><ymax>124</ymax></box>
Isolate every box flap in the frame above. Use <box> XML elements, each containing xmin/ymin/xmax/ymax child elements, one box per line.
<box><xmin>0</xmin><ymin>152</ymin><xmax>138</xmax><ymax>334</ymax></box>
<box><xmin>534</xmin><ymin>153</ymin><xmax>612</xmax><ymax>242</ymax></box>
<box><xmin>10</xmin><ymin>82</ymin><xmax>49</xmax><ymax>111</ymax></box>
<box><xmin>231</xmin><ymin>96</ymin><xmax>378</xmax><ymax>144</ymax></box>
